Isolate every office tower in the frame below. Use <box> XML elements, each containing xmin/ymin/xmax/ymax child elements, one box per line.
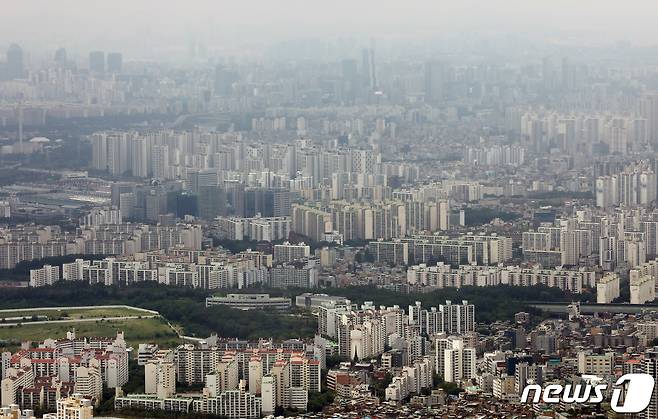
<box><xmin>557</xmin><ymin>117</ymin><xmax>577</xmax><ymax>153</ymax></box>
<box><xmin>198</xmin><ymin>186</ymin><xmax>227</xmax><ymax>220</ymax></box>
<box><xmin>272</xmin><ymin>190</ymin><xmax>292</xmax><ymax>217</ymax></box>
<box><xmin>542</xmin><ymin>56</ymin><xmax>557</xmax><ymax>91</ymax></box>
<box><xmin>341</xmin><ymin>59</ymin><xmax>358</xmax><ymax>103</ymax></box>
<box><xmin>424</xmin><ymin>61</ymin><xmax>445</xmax><ymax>103</ymax></box>
<box><xmin>111</xmin><ymin>183</ymin><xmax>134</xmax><ymax>207</ymax></box>
<box><xmin>225</xmin><ymin>184</ymin><xmax>245</xmax><ymax>217</ymax></box>
<box><xmin>632</xmin><ymin>118</ymin><xmax>649</xmax><ymax>148</ymax></box>
<box><xmin>215</xmin><ymin>65</ymin><xmax>239</xmax><ymax>96</ymax></box>
<box><xmin>244</xmin><ymin>188</ymin><xmax>291</xmax><ymax>217</ymax></box>
<box><xmin>642</xmin><ymin>92</ymin><xmax>658</xmax><ymax>147</ymax></box>
<box><xmin>117</xmin><ymin>193</ymin><xmax>135</xmax><ymax>220</ymax></box>
<box><xmin>188</xmin><ymin>169</ymin><xmax>218</xmax><ymax>194</ymax></box>
<box><xmin>145</xmin><ymin>190</ymin><xmax>168</xmax><ymax>222</ymax></box>
<box><xmin>54</xmin><ymin>47</ymin><xmax>67</xmax><ymax>66</ymax></box>
<box><xmin>6</xmin><ymin>43</ymin><xmax>24</xmax><ymax>79</ymax></box>
<box><xmin>341</xmin><ymin>59</ymin><xmax>358</xmax><ymax>80</ymax></box>
<box><xmin>361</xmin><ymin>46</ymin><xmax>377</xmax><ymax>90</ymax></box>
<box><xmin>107</xmin><ymin>52</ymin><xmax>123</xmax><ymax>73</ymax></box>
<box><xmin>367</xmin><ymin>46</ymin><xmax>377</xmax><ymax>89</ymax></box>
<box><xmin>244</xmin><ymin>189</ymin><xmax>268</xmax><ymax>217</ymax></box>
<box><xmin>89</xmin><ymin>51</ymin><xmax>105</xmax><ymax>73</ymax></box>
<box><xmin>561</xmin><ymin>57</ymin><xmax>575</xmax><ymax>91</ymax></box>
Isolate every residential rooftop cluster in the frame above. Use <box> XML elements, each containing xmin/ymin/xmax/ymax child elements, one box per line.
<box><xmin>5</xmin><ymin>6</ymin><xmax>658</xmax><ymax>417</ymax></box>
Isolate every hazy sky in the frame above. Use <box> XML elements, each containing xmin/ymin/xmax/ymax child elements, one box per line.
<box><xmin>4</xmin><ymin>0</ymin><xmax>658</xmax><ymax>59</ymax></box>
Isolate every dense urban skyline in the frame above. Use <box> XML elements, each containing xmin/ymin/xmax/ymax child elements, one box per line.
<box><xmin>4</xmin><ymin>1</ymin><xmax>658</xmax><ymax>418</ymax></box>
<box><xmin>5</xmin><ymin>0</ymin><xmax>658</xmax><ymax>59</ymax></box>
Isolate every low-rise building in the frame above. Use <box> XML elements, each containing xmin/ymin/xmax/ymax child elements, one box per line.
<box><xmin>205</xmin><ymin>294</ymin><xmax>291</xmax><ymax>311</ymax></box>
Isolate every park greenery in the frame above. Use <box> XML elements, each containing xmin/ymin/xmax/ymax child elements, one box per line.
<box><xmin>0</xmin><ymin>317</ymin><xmax>179</xmax><ymax>351</ymax></box>
<box><xmin>462</xmin><ymin>207</ymin><xmax>520</xmax><ymax>226</ymax></box>
<box><xmin>0</xmin><ymin>281</ymin><xmax>587</xmax><ymax>347</ymax></box>
<box><xmin>0</xmin><ymin>281</ymin><xmax>585</xmax><ymax>416</ymax></box>
<box><xmin>0</xmin><ymin>283</ymin><xmax>316</xmax><ymax>342</ymax></box>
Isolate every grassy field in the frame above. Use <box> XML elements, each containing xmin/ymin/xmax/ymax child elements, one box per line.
<box><xmin>0</xmin><ymin>306</ymin><xmax>153</xmax><ymax>321</ymax></box>
<box><xmin>0</xmin><ymin>317</ymin><xmax>181</xmax><ymax>351</ymax></box>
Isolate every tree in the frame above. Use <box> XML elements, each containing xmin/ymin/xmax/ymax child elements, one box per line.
<box><xmin>371</xmin><ymin>372</ymin><xmax>393</xmax><ymax>399</ymax></box>
<box><xmin>307</xmin><ymin>390</ymin><xmax>335</xmax><ymax>412</ymax></box>
<box><xmin>439</xmin><ymin>381</ymin><xmax>462</xmax><ymax>396</ymax></box>
<box><xmin>326</xmin><ymin>355</ymin><xmax>345</xmax><ymax>369</ymax></box>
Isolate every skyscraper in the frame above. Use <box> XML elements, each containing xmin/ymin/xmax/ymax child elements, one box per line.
<box><xmin>107</xmin><ymin>52</ymin><xmax>123</xmax><ymax>73</ymax></box>
<box><xmin>424</xmin><ymin>61</ymin><xmax>445</xmax><ymax>103</ymax></box>
<box><xmin>197</xmin><ymin>186</ymin><xmax>227</xmax><ymax>219</ymax></box>
<box><xmin>642</xmin><ymin>92</ymin><xmax>658</xmax><ymax>146</ymax></box>
<box><xmin>89</xmin><ymin>51</ymin><xmax>105</xmax><ymax>73</ymax></box>
<box><xmin>214</xmin><ymin>65</ymin><xmax>239</xmax><ymax>96</ymax></box>
<box><xmin>341</xmin><ymin>59</ymin><xmax>358</xmax><ymax>103</ymax></box>
<box><xmin>54</xmin><ymin>47</ymin><xmax>67</xmax><ymax>66</ymax></box>
<box><xmin>361</xmin><ymin>48</ymin><xmax>372</xmax><ymax>89</ymax></box>
<box><xmin>368</xmin><ymin>46</ymin><xmax>376</xmax><ymax>89</ymax></box>
<box><xmin>542</xmin><ymin>56</ymin><xmax>557</xmax><ymax>91</ymax></box>
<box><xmin>6</xmin><ymin>43</ymin><xmax>24</xmax><ymax>79</ymax></box>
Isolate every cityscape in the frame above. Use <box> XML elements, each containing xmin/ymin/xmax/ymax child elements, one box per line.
<box><xmin>3</xmin><ymin>0</ymin><xmax>658</xmax><ymax>418</ymax></box>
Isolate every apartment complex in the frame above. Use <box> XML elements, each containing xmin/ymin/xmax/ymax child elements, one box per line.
<box><xmin>407</xmin><ymin>263</ymin><xmax>597</xmax><ymax>293</ymax></box>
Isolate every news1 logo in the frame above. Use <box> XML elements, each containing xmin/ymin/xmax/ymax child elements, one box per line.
<box><xmin>521</xmin><ymin>373</ymin><xmax>654</xmax><ymax>413</ymax></box>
